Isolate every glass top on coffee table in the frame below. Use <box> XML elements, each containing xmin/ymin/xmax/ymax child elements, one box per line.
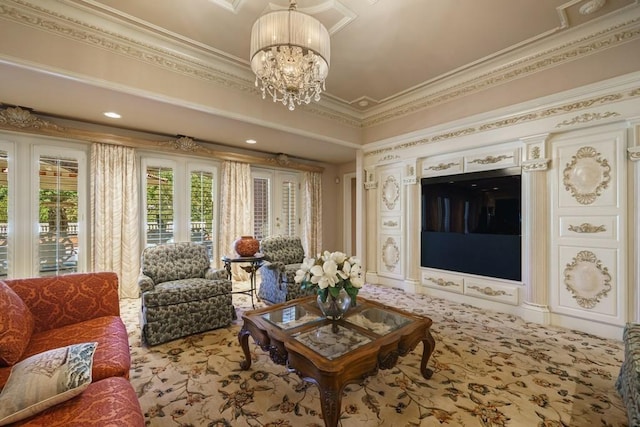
<box><xmin>261</xmin><ymin>304</ymin><xmax>323</xmax><ymax>330</ymax></box>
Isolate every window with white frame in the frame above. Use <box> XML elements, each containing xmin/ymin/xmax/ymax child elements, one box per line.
<box><xmin>251</xmin><ymin>169</ymin><xmax>300</xmax><ymax>239</ymax></box>
<box><xmin>37</xmin><ymin>155</ymin><xmax>80</xmax><ymax>276</ymax></box>
<box><xmin>141</xmin><ymin>155</ymin><xmax>219</xmax><ymax>261</ymax></box>
<box><xmin>145</xmin><ymin>165</ymin><xmax>175</xmax><ymax>246</ymax></box>
<box><xmin>189</xmin><ymin>168</ymin><xmax>216</xmax><ymax>259</ymax></box>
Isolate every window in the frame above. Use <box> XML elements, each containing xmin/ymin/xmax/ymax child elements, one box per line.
<box><xmin>145</xmin><ymin>166</ymin><xmax>174</xmax><ymax>246</ymax></box>
<box><xmin>190</xmin><ymin>169</ymin><xmax>215</xmax><ymax>258</ymax></box>
<box><xmin>38</xmin><ymin>155</ymin><xmax>79</xmax><ymax>276</ymax></box>
<box><xmin>280</xmin><ymin>177</ymin><xmax>297</xmax><ymax>236</ymax></box>
<box><xmin>251</xmin><ymin>169</ymin><xmax>300</xmax><ymax>239</ymax></box>
<box><xmin>141</xmin><ymin>155</ymin><xmax>219</xmax><ymax>261</ymax></box>
<box><xmin>253</xmin><ymin>176</ymin><xmax>270</xmax><ymax>240</ymax></box>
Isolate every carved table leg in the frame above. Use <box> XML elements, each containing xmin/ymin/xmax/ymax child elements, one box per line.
<box><xmin>238</xmin><ymin>326</ymin><xmax>252</xmax><ymax>370</ymax></box>
<box><xmin>420</xmin><ymin>329</ymin><xmax>436</xmax><ymax>378</ymax></box>
<box><xmin>319</xmin><ymin>387</ymin><xmax>342</xmax><ymax>427</ymax></box>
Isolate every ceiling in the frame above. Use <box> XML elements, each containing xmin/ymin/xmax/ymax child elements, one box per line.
<box><xmin>0</xmin><ymin>0</ymin><xmax>637</xmax><ymax>164</ymax></box>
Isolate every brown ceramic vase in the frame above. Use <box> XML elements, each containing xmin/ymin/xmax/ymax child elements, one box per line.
<box><xmin>233</xmin><ymin>235</ymin><xmax>260</xmax><ymax>257</ymax></box>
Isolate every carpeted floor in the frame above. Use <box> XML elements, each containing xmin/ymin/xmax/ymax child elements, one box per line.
<box><xmin>121</xmin><ymin>284</ymin><xmax>628</xmax><ymax>426</ymax></box>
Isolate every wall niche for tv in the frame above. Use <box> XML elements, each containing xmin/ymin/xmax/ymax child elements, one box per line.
<box><xmin>420</xmin><ymin>167</ymin><xmax>522</xmax><ymax>281</ymax></box>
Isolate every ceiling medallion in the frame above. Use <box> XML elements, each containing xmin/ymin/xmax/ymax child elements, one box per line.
<box><xmin>562</xmin><ymin>146</ymin><xmax>611</xmax><ymax>205</ymax></box>
<box><xmin>249</xmin><ymin>0</ymin><xmax>330</xmax><ymax>111</ymax></box>
<box><xmin>563</xmin><ymin>250</ymin><xmax>612</xmax><ymax>309</ymax></box>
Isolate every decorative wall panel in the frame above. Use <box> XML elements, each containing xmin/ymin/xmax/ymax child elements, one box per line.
<box><xmin>559</xmin><ymin>215</ymin><xmax>618</xmax><ymax>240</ymax></box>
<box><xmin>464</xmin><ymin>148</ymin><xmax>520</xmax><ymax>172</ymax></box>
<box><xmin>558</xmin><ymin>246</ymin><xmax>617</xmax><ymax>316</ymax></box>
<box><xmin>421</xmin><ymin>156</ymin><xmax>463</xmax><ymax>178</ymax></box>
<box><xmin>421</xmin><ymin>269</ymin><xmax>464</xmax><ymax>294</ymax></box>
<box><xmin>550</xmin><ymin>125</ymin><xmax>626</xmax><ymax>326</ymax></box>
<box><xmin>558</xmin><ymin>140</ymin><xmax>617</xmax><ymax>208</ymax></box>
<box><xmin>377</xmin><ymin>165</ymin><xmax>403</xmax><ymax>279</ymax></box>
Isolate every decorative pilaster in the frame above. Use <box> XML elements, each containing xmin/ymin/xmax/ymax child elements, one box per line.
<box><xmin>364</xmin><ymin>168</ymin><xmax>379</xmax><ymax>283</ymax></box>
<box><xmin>628</xmin><ymin>117</ymin><xmax>640</xmax><ymax>322</ymax></box>
<box><xmin>520</xmin><ymin>134</ymin><xmax>552</xmax><ymax>323</ymax></box>
<box><xmin>403</xmin><ymin>161</ymin><xmax>419</xmax><ymax>292</ymax></box>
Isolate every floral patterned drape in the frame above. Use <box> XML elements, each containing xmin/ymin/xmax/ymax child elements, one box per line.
<box><xmin>302</xmin><ymin>171</ymin><xmax>322</xmax><ymax>257</ymax></box>
<box><xmin>90</xmin><ymin>143</ymin><xmax>140</xmax><ymax>299</ymax></box>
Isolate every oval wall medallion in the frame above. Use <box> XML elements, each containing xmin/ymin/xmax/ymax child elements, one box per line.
<box><xmin>562</xmin><ymin>146</ymin><xmax>611</xmax><ymax>205</ymax></box>
<box><xmin>382</xmin><ymin>176</ymin><xmax>400</xmax><ymax>210</ymax></box>
<box><xmin>381</xmin><ymin>237</ymin><xmax>400</xmax><ymax>271</ymax></box>
<box><xmin>563</xmin><ymin>250</ymin><xmax>612</xmax><ymax>309</ymax></box>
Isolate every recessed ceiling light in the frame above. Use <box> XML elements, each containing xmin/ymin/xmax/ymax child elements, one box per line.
<box><xmin>103</xmin><ymin>111</ymin><xmax>121</xmax><ymax>119</ymax></box>
<box><xmin>245</xmin><ymin>139</ymin><xmax>257</xmax><ymax>144</ymax></box>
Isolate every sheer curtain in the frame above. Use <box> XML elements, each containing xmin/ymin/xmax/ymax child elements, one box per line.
<box><xmin>90</xmin><ymin>143</ymin><xmax>140</xmax><ymax>299</ymax></box>
<box><xmin>302</xmin><ymin>171</ymin><xmax>322</xmax><ymax>257</ymax></box>
<box><xmin>219</xmin><ymin>161</ymin><xmax>252</xmax><ymax>277</ymax></box>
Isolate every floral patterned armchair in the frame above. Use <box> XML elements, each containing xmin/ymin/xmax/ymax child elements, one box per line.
<box><xmin>138</xmin><ymin>242</ymin><xmax>234</xmax><ymax>346</ymax></box>
<box><xmin>257</xmin><ymin>235</ymin><xmax>316</xmax><ymax>304</ymax></box>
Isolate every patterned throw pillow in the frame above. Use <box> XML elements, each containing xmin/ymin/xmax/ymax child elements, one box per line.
<box><xmin>0</xmin><ymin>281</ymin><xmax>35</xmax><ymax>366</ymax></box>
<box><xmin>0</xmin><ymin>342</ymin><xmax>97</xmax><ymax>426</ymax></box>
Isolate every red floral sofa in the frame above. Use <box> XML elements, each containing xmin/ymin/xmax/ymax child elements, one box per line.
<box><xmin>0</xmin><ymin>272</ymin><xmax>144</xmax><ymax>426</ymax></box>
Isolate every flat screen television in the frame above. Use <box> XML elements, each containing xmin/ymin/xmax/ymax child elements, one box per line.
<box><xmin>421</xmin><ymin>168</ymin><xmax>522</xmax><ymax>281</ymax></box>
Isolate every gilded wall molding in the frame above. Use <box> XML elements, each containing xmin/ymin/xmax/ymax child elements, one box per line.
<box><xmin>468</xmin><ymin>154</ymin><xmax>512</xmax><ymax>165</ymax></box>
<box><xmin>365</xmin><ymin>88</ymin><xmax>638</xmax><ymax>158</ymax></box>
<box><xmin>425</xmin><ymin>162</ymin><xmax>459</xmax><ymax>171</ymax></box>
<box><xmin>381</xmin><ymin>237</ymin><xmax>400</xmax><ymax>272</ymax></box>
<box><xmin>426</xmin><ymin>277</ymin><xmax>458</xmax><ymax>288</ymax></box>
<box><xmin>381</xmin><ymin>176</ymin><xmax>400</xmax><ymax>210</ymax></box>
<box><xmin>568</xmin><ymin>223</ymin><xmax>607</xmax><ymax>233</ymax></box>
<box><xmin>555</xmin><ymin>111</ymin><xmax>620</xmax><ymax>127</ymax></box>
<box><xmin>466</xmin><ymin>285</ymin><xmax>512</xmax><ymax>297</ymax></box>
<box><xmin>563</xmin><ymin>250</ymin><xmax>612</xmax><ymax>309</ymax></box>
<box><xmin>562</xmin><ymin>146</ymin><xmax>611</xmax><ymax>205</ymax></box>
<box><xmin>0</xmin><ymin>106</ymin><xmax>64</xmax><ymax>131</ymax></box>
<box><xmin>522</xmin><ymin>159</ymin><xmax>551</xmax><ymax>172</ymax></box>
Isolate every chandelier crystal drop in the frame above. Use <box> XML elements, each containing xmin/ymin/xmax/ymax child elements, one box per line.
<box><xmin>250</xmin><ymin>0</ymin><xmax>330</xmax><ymax>111</ymax></box>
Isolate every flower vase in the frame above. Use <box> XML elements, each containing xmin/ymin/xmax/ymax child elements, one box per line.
<box><xmin>317</xmin><ymin>288</ymin><xmax>352</xmax><ymax>320</ymax></box>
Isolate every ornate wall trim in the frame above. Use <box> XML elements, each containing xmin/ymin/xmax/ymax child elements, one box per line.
<box><xmin>562</xmin><ymin>146</ymin><xmax>611</xmax><ymax>205</ymax></box>
<box><xmin>629</xmin><ymin>146</ymin><xmax>640</xmax><ymax>161</ymax></box>
<box><xmin>563</xmin><ymin>250</ymin><xmax>612</xmax><ymax>309</ymax></box>
<box><xmin>0</xmin><ymin>106</ymin><xmax>324</xmax><ymax>172</ymax></box>
<box><xmin>365</xmin><ymin>87</ymin><xmax>637</xmax><ymax>158</ymax></box>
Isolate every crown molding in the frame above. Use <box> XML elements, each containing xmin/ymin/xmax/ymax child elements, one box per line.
<box><xmin>0</xmin><ymin>106</ymin><xmax>324</xmax><ymax>172</ymax></box>
<box><xmin>1</xmin><ymin>0</ymin><xmax>638</xmax><ymax>130</ymax></box>
<box><xmin>360</xmin><ymin>8</ymin><xmax>640</xmax><ymax>127</ymax></box>
<box><xmin>363</xmin><ymin>72</ymin><xmax>640</xmax><ymax>158</ymax></box>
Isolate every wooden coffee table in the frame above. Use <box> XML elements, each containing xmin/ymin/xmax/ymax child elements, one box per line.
<box><xmin>238</xmin><ymin>295</ymin><xmax>436</xmax><ymax>427</ymax></box>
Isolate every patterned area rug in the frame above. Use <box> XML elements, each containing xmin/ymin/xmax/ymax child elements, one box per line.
<box><xmin>121</xmin><ymin>284</ymin><xmax>628</xmax><ymax>426</ymax></box>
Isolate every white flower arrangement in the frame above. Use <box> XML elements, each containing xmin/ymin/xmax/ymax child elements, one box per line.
<box><xmin>294</xmin><ymin>250</ymin><xmax>364</xmax><ymax>303</ymax></box>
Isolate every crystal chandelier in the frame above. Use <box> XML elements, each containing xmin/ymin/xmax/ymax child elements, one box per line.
<box><xmin>250</xmin><ymin>0</ymin><xmax>330</xmax><ymax>111</ymax></box>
